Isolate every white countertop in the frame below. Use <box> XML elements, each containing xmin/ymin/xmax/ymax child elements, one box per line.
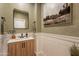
<box><xmin>8</xmin><ymin>37</ymin><xmax>34</xmax><ymax>43</ymax></box>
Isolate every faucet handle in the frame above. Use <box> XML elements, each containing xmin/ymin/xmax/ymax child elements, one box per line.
<box><xmin>26</xmin><ymin>33</ymin><xmax>28</xmax><ymax>37</ymax></box>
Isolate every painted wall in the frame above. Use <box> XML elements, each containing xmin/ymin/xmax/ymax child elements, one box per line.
<box><xmin>1</xmin><ymin>3</ymin><xmax>79</xmax><ymax>37</ymax></box>
<box><xmin>0</xmin><ymin>4</ymin><xmax>6</xmax><ymax>34</ymax></box>
<box><xmin>41</xmin><ymin>3</ymin><xmax>79</xmax><ymax>37</ymax></box>
<box><xmin>35</xmin><ymin>4</ymin><xmax>41</xmax><ymax>32</ymax></box>
<box><xmin>0</xmin><ymin>3</ymin><xmax>35</xmax><ymax>33</ymax></box>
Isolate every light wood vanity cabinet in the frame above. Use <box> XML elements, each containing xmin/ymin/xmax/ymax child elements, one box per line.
<box><xmin>8</xmin><ymin>39</ymin><xmax>35</xmax><ymax>56</ymax></box>
<box><xmin>8</xmin><ymin>43</ymin><xmax>16</xmax><ymax>56</ymax></box>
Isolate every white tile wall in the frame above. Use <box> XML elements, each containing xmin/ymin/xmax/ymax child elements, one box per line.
<box><xmin>35</xmin><ymin>33</ymin><xmax>79</xmax><ymax>56</ymax></box>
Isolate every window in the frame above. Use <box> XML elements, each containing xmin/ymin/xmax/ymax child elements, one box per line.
<box><xmin>13</xmin><ymin>9</ymin><xmax>29</xmax><ymax>29</ymax></box>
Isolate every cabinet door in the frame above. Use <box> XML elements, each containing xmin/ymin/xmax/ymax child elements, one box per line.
<box><xmin>15</xmin><ymin>42</ymin><xmax>22</xmax><ymax>56</ymax></box>
<box><xmin>26</xmin><ymin>40</ymin><xmax>35</xmax><ymax>56</ymax></box>
<box><xmin>8</xmin><ymin>39</ymin><xmax>35</xmax><ymax>56</ymax></box>
<box><xmin>21</xmin><ymin>41</ymin><xmax>28</xmax><ymax>56</ymax></box>
<box><xmin>31</xmin><ymin>40</ymin><xmax>35</xmax><ymax>56</ymax></box>
<box><xmin>8</xmin><ymin>43</ymin><xmax>16</xmax><ymax>56</ymax></box>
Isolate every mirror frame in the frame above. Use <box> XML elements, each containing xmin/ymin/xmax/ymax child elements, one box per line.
<box><xmin>13</xmin><ymin>8</ymin><xmax>29</xmax><ymax>29</ymax></box>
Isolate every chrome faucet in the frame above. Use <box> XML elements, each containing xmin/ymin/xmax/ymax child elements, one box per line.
<box><xmin>20</xmin><ymin>33</ymin><xmax>28</xmax><ymax>38</ymax></box>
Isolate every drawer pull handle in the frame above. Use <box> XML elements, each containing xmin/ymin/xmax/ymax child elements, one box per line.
<box><xmin>22</xmin><ymin>42</ymin><xmax>25</xmax><ymax>48</ymax></box>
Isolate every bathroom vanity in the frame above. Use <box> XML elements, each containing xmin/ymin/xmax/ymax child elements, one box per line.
<box><xmin>8</xmin><ymin>37</ymin><xmax>35</xmax><ymax>56</ymax></box>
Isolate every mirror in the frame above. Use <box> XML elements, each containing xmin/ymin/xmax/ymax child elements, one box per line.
<box><xmin>13</xmin><ymin>9</ymin><xmax>29</xmax><ymax>29</ymax></box>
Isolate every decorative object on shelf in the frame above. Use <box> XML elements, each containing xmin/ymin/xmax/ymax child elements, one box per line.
<box><xmin>9</xmin><ymin>30</ymin><xmax>16</xmax><ymax>39</ymax></box>
<box><xmin>0</xmin><ymin>16</ymin><xmax>6</xmax><ymax>34</ymax></box>
<box><xmin>70</xmin><ymin>43</ymin><xmax>79</xmax><ymax>56</ymax></box>
<box><xmin>43</xmin><ymin>3</ymin><xmax>73</xmax><ymax>27</ymax></box>
<box><xmin>8</xmin><ymin>30</ymin><xmax>16</xmax><ymax>34</ymax></box>
<box><xmin>32</xmin><ymin>21</ymin><xmax>36</xmax><ymax>38</ymax></box>
<box><xmin>33</xmin><ymin>21</ymin><xmax>36</xmax><ymax>33</ymax></box>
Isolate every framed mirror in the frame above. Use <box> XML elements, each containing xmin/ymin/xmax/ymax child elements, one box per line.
<box><xmin>13</xmin><ymin>9</ymin><xmax>29</xmax><ymax>29</ymax></box>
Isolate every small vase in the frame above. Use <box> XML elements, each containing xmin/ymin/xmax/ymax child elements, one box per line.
<box><xmin>11</xmin><ymin>34</ymin><xmax>16</xmax><ymax>39</ymax></box>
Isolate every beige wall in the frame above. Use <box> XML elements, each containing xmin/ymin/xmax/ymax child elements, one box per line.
<box><xmin>0</xmin><ymin>3</ymin><xmax>35</xmax><ymax>33</ymax></box>
<box><xmin>35</xmin><ymin>4</ymin><xmax>41</xmax><ymax>32</ymax></box>
<box><xmin>41</xmin><ymin>3</ymin><xmax>79</xmax><ymax>37</ymax></box>
<box><xmin>1</xmin><ymin>3</ymin><xmax>79</xmax><ymax>37</ymax></box>
<box><xmin>0</xmin><ymin>4</ymin><xmax>6</xmax><ymax>34</ymax></box>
